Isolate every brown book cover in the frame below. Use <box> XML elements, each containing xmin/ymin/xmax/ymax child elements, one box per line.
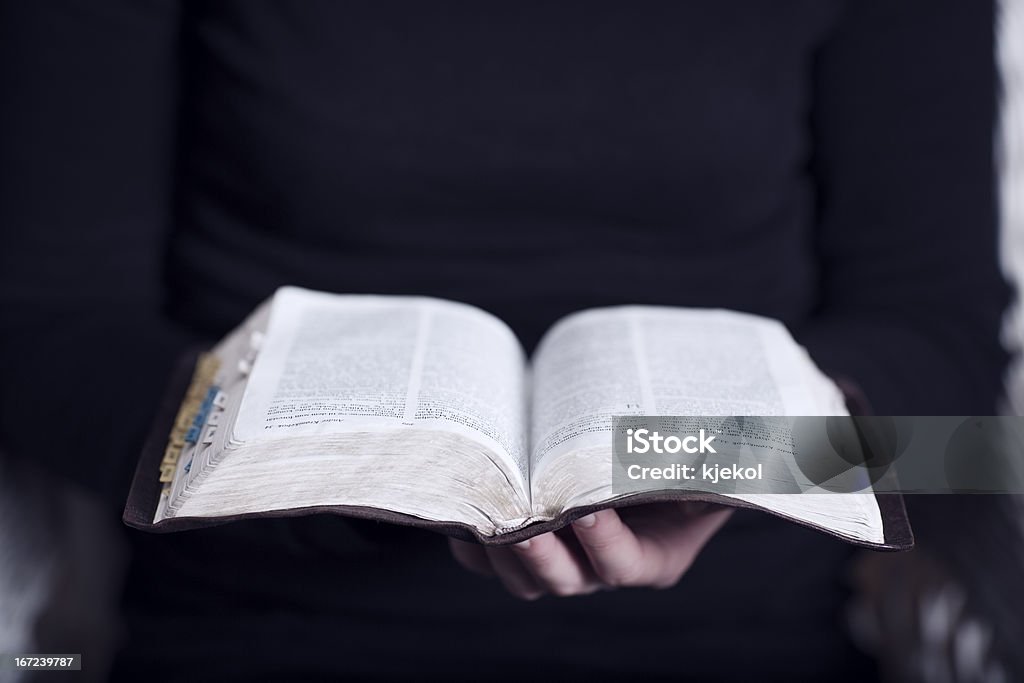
<box><xmin>123</xmin><ymin>349</ymin><xmax>914</xmax><ymax>550</ymax></box>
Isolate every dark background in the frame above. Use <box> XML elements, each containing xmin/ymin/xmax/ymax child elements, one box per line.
<box><xmin>2</xmin><ymin>1</ymin><xmax>1024</xmax><ymax>681</ymax></box>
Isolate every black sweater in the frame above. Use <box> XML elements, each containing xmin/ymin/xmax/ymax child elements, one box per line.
<box><xmin>0</xmin><ymin>1</ymin><xmax>1009</xmax><ymax>679</ymax></box>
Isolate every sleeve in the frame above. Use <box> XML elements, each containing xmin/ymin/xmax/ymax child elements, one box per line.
<box><xmin>0</xmin><ymin>0</ymin><xmax>199</xmax><ymax>506</ymax></box>
<box><xmin>796</xmin><ymin>0</ymin><xmax>1012</xmax><ymax>416</ymax></box>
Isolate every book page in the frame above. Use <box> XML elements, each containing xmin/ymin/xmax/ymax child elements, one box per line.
<box><xmin>528</xmin><ymin>306</ymin><xmax>883</xmax><ymax>545</ymax></box>
<box><xmin>232</xmin><ymin>287</ymin><xmax>530</xmax><ymax>488</ymax></box>
<box><xmin>531</xmin><ymin>306</ymin><xmax>843</xmax><ymax>465</ymax></box>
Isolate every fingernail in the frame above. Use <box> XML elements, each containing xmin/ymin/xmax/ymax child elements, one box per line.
<box><xmin>574</xmin><ymin>513</ymin><xmax>597</xmax><ymax>528</ymax></box>
<box><xmin>516</xmin><ymin>539</ymin><xmax>532</xmax><ymax>549</ymax></box>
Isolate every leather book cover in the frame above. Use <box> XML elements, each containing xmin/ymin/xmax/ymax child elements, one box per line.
<box><xmin>124</xmin><ymin>350</ymin><xmax>914</xmax><ymax>551</ymax></box>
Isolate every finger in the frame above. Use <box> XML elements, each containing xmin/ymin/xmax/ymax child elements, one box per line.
<box><xmin>647</xmin><ymin>505</ymin><xmax>734</xmax><ymax>586</ymax></box>
<box><xmin>677</xmin><ymin>502</ymin><xmax>733</xmax><ymax>541</ymax></box>
<box><xmin>448</xmin><ymin>538</ymin><xmax>495</xmax><ymax>577</ymax></box>
<box><xmin>509</xmin><ymin>533</ymin><xmax>602</xmax><ymax>597</ymax></box>
<box><xmin>485</xmin><ymin>546</ymin><xmax>545</xmax><ymax>600</ymax></box>
<box><xmin>571</xmin><ymin>509</ymin><xmax>654</xmax><ymax>587</ymax></box>
<box><xmin>655</xmin><ymin>504</ymin><xmax>733</xmax><ymax>553</ymax></box>
<box><xmin>667</xmin><ymin>505</ymin><xmax>733</xmax><ymax>552</ymax></box>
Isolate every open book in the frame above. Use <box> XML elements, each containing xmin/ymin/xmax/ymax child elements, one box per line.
<box><xmin>124</xmin><ymin>287</ymin><xmax>911</xmax><ymax>549</ymax></box>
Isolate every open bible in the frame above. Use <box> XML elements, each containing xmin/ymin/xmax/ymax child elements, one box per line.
<box><xmin>124</xmin><ymin>287</ymin><xmax>911</xmax><ymax>550</ymax></box>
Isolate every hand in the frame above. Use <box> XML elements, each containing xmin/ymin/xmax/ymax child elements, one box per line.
<box><xmin>449</xmin><ymin>502</ymin><xmax>733</xmax><ymax>600</ymax></box>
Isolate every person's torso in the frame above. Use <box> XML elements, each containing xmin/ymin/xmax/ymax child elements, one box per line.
<box><xmin>122</xmin><ymin>5</ymin><xmax>871</xmax><ymax>678</ymax></box>
<box><xmin>167</xmin><ymin>0</ymin><xmax>841</xmax><ymax>350</ymax></box>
